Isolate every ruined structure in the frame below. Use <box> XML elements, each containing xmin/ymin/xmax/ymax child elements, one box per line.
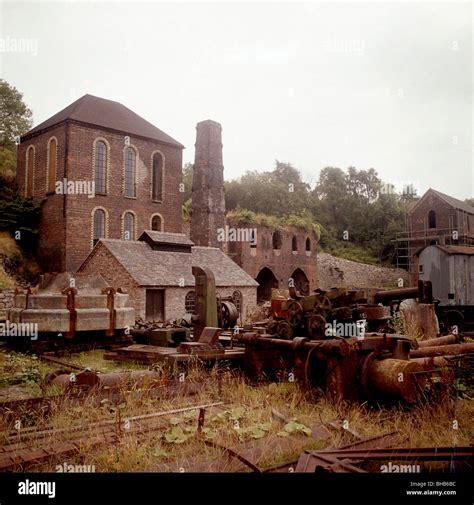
<box><xmin>189</xmin><ymin>120</ymin><xmax>318</xmax><ymax>302</ymax></box>
<box><xmin>190</xmin><ymin>120</ymin><xmax>226</xmax><ymax>248</ymax></box>
<box><xmin>226</xmin><ymin>222</ymin><xmax>318</xmax><ymax>303</ymax></box>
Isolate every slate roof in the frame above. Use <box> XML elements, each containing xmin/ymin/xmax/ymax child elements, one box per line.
<box><xmin>23</xmin><ymin>94</ymin><xmax>184</xmax><ymax>148</ymax></box>
<box><xmin>431</xmin><ymin>189</ymin><xmax>474</xmax><ymax>214</ymax></box>
<box><xmin>409</xmin><ymin>188</ymin><xmax>474</xmax><ymax>215</ymax></box>
<box><xmin>138</xmin><ymin>230</ymin><xmax>194</xmax><ymax>247</ymax></box>
<box><xmin>83</xmin><ymin>239</ymin><xmax>258</xmax><ymax>287</ymax></box>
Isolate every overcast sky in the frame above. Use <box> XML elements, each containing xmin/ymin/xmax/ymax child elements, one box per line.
<box><xmin>1</xmin><ymin>1</ymin><xmax>472</xmax><ymax>199</ymax></box>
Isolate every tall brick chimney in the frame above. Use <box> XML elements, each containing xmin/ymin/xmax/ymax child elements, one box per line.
<box><xmin>190</xmin><ymin>120</ymin><xmax>226</xmax><ymax>248</ymax></box>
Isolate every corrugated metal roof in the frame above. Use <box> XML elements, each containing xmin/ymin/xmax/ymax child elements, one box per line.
<box><xmin>22</xmin><ymin>94</ymin><xmax>184</xmax><ymax>147</ymax></box>
<box><xmin>86</xmin><ymin>239</ymin><xmax>258</xmax><ymax>287</ymax></box>
<box><xmin>417</xmin><ymin>244</ymin><xmax>474</xmax><ymax>256</ymax></box>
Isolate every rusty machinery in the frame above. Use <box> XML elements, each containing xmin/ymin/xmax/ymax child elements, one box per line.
<box><xmin>232</xmin><ymin>331</ymin><xmax>452</xmax><ymax>404</ymax></box>
<box><xmin>267</xmin><ymin>281</ymin><xmax>434</xmax><ymax>341</ymax></box>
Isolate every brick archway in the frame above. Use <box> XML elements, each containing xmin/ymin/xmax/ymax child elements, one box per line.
<box><xmin>255</xmin><ymin>267</ymin><xmax>278</xmax><ymax>303</ymax></box>
<box><xmin>291</xmin><ymin>268</ymin><xmax>310</xmax><ymax>296</ymax></box>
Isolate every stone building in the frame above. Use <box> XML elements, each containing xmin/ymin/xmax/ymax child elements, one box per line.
<box><xmin>78</xmin><ymin>231</ymin><xmax>257</xmax><ymax>321</ymax></box>
<box><xmin>17</xmin><ymin>94</ymin><xmax>184</xmax><ymax>272</ymax></box>
<box><xmin>396</xmin><ymin>188</ymin><xmax>474</xmax><ymax>283</ymax></box>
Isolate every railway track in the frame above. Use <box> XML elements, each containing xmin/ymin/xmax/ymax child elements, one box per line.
<box><xmin>0</xmin><ymin>401</ymin><xmax>224</xmax><ymax>471</ymax></box>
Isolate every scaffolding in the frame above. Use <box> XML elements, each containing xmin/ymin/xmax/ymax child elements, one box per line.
<box><xmin>394</xmin><ymin>214</ymin><xmax>474</xmax><ymax>276</ymax></box>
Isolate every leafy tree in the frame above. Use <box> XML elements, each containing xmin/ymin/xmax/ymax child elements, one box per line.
<box><xmin>0</xmin><ymin>80</ymin><xmax>33</xmax><ymax>186</ymax></box>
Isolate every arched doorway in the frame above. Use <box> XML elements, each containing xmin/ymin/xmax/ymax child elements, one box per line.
<box><xmin>255</xmin><ymin>267</ymin><xmax>279</xmax><ymax>303</ymax></box>
<box><xmin>291</xmin><ymin>268</ymin><xmax>310</xmax><ymax>296</ymax></box>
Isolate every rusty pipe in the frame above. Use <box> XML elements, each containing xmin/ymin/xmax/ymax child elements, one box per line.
<box><xmin>236</xmin><ymin>333</ymin><xmax>350</xmax><ymax>356</ymax></box>
<box><xmin>374</xmin><ymin>287</ymin><xmax>419</xmax><ymax>304</ymax></box>
<box><xmin>418</xmin><ymin>334</ymin><xmax>458</xmax><ymax>348</ymax></box>
<box><xmin>410</xmin><ymin>342</ymin><xmax>474</xmax><ymax>358</ymax></box>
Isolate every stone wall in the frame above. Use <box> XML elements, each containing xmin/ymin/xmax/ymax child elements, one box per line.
<box><xmin>317</xmin><ymin>252</ymin><xmax>409</xmax><ymax>289</ymax></box>
<box><xmin>0</xmin><ymin>289</ymin><xmax>15</xmax><ymax>321</ymax></box>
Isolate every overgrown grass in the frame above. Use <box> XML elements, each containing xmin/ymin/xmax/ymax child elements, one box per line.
<box><xmin>1</xmin><ymin>356</ymin><xmax>471</xmax><ymax>473</ymax></box>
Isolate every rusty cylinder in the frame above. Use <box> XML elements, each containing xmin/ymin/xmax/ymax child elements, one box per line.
<box><xmin>367</xmin><ymin>358</ymin><xmax>423</xmax><ymax>404</ymax></box>
<box><xmin>418</xmin><ymin>334</ymin><xmax>458</xmax><ymax>348</ymax></box>
<box><xmin>410</xmin><ymin>342</ymin><xmax>474</xmax><ymax>358</ymax></box>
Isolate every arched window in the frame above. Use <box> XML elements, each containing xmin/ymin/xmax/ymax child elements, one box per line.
<box><xmin>123</xmin><ymin>212</ymin><xmax>135</xmax><ymax>240</ymax></box>
<box><xmin>306</xmin><ymin>237</ymin><xmax>311</xmax><ymax>252</ymax></box>
<box><xmin>151</xmin><ymin>214</ymin><xmax>162</xmax><ymax>231</ymax></box>
<box><xmin>152</xmin><ymin>152</ymin><xmax>163</xmax><ymax>201</ymax></box>
<box><xmin>94</xmin><ymin>141</ymin><xmax>107</xmax><ymax>194</ymax></box>
<box><xmin>292</xmin><ymin>236</ymin><xmax>298</xmax><ymax>252</ymax></box>
<box><xmin>47</xmin><ymin>138</ymin><xmax>57</xmax><ymax>194</ymax></box>
<box><xmin>232</xmin><ymin>290</ymin><xmax>242</xmax><ymax>313</ymax></box>
<box><xmin>428</xmin><ymin>210</ymin><xmax>436</xmax><ymax>229</ymax></box>
<box><xmin>25</xmin><ymin>146</ymin><xmax>34</xmax><ymax>197</ymax></box>
<box><xmin>272</xmin><ymin>230</ymin><xmax>282</xmax><ymax>250</ymax></box>
<box><xmin>124</xmin><ymin>147</ymin><xmax>136</xmax><ymax>197</ymax></box>
<box><xmin>92</xmin><ymin>209</ymin><xmax>106</xmax><ymax>246</ymax></box>
<box><xmin>185</xmin><ymin>291</ymin><xmax>195</xmax><ymax>314</ymax></box>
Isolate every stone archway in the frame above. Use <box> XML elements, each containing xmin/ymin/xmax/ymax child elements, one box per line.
<box><xmin>255</xmin><ymin>267</ymin><xmax>279</xmax><ymax>303</ymax></box>
<box><xmin>291</xmin><ymin>268</ymin><xmax>310</xmax><ymax>296</ymax></box>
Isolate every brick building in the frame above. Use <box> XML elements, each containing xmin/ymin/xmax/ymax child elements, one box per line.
<box><xmin>78</xmin><ymin>231</ymin><xmax>257</xmax><ymax>321</ymax></box>
<box><xmin>17</xmin><ymin>94</ymin><xmax>184</xmax><ymax>272</ymax></box>
<box><xmin>396</xmin><ymin>188</ymin><xmax>474</xmax><ymax>283</ymax></box>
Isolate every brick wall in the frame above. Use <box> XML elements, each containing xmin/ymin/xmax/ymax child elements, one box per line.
<box><xmin>17</xmin><ymin>124</ymin><xmax>68</xmax><ymax>271</ymax></box>
<box><xmin>227</xmin><ymin>222</ymin><xmax>318</xmax><ymax>293</ymax></box>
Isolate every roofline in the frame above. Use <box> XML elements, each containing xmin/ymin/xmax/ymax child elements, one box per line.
<box><xmin>408</xmin><ymin>188</ymin><xmax>474</xmax><ymax>215</ymax></box>
<box><xmin>21</xmin><ymin>118</ymin><xmax>185</xmax><ymax>149</ymax></box>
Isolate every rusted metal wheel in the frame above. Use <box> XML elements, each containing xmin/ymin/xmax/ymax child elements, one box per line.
<box><xmin>307</xmin><ymin>313</ymin><xmax>327</xmax><ymax>340</ymax></box>
<box><xmin>286</xmin><ymin>301</ymin><xmax>303</xmax><ymax>327</ymax></box>
<box><xmin>277</xmin><ymin>321</ymin><xmax>294</xmax><ymax>340</ymax></box>
<box><xmin>315</xmin><ymin>296</ymin><xmax>332</xmax><ymax>318</ymax></box>
<box><xmin>220</xmin><ymin>301</ymin><xmax>239</xmax><ymax>329</ymax></box>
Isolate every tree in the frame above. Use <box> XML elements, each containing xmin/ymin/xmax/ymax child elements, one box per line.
<box><xmin>0</xmin><ymin>79</ymin><xmax>33</xmax><ymax>184</ymax></box>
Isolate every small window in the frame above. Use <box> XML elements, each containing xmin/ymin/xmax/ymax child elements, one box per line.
<box><xmin>292</xmin><ymin>236</ymin><xmax>298</xmax><ymax>252</ymax></box>
<box><xmin>95</xmin><ymin>141</ymin><xmax>107</xmax><ymax>194</ymax></box>
<box><xmin>47</xmin><ymin>138</ymin><xmax>57</xmax><ymax>194</ymax></box>
<box><xmin>151</xmin><ymin>214</ymin><xmax>162</xmax><ymax>231</ymax></box>
<box><xmin>93</xmin><ymin>209</ymin><xmax>106</xmax><ymax>246</ymax></box>
<box><xmin>272</xmin><ymin>230</ymin><xmax>282</xmax><ymax>250</ymax></box>
<box><xmin>185</xmin><ymin>290</ymin><xmax>195</xmax><ymax>314</ymax></box>
<box><xmin>123</xmin><ymin>212</ymin><xmax>135</xmax><ymax>240</ymax></box>
<box><xmin>306</xmin><ymin>237</ymin><xmax>311</xmax><ymax>252</ymax></box>
<box><xmin>419</xmin><ymin>264</ymin><xmax>424</xmax><ymax>274</ymax></box>
<box><xmin>124</xmin><ymin>147</ymin><xmax>136</xmax><ymax>197</ymax></box>
<box><xmin>428</xmin><ymin>210</ymin><xmax>436</xmax><ymax>229</ymax></box>
<box><xmin>152</xmin><ymin>152</ymin><xmax>163</xmax><ymax>201</ymax></box>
